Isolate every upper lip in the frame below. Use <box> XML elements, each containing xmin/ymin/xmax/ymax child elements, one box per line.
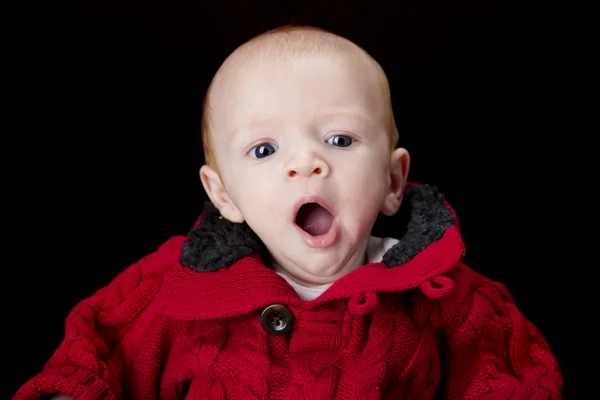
<box><xmin>292</xmin><ymin>195</ymin><xmax>336</xmax><ymax>224</ymax></box>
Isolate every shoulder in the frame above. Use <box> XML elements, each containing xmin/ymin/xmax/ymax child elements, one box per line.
<box><xmin>68</xmin><ymin>235</ymin><xmax>186</xmax><ymax>327</ymax></box>
<box><xmin>437</xmin><ymin>261</ymin><xmax>516</xmax><ymax>334</ymax></box>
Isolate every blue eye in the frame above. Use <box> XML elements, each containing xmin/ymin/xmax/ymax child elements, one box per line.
<box><xmin>249</xmin><ymin>143</ymin><xmax>279</xmax><ymax>158</ymax></box>
<box><xmin>327</xmin><ymin>135</ymin><xmax>353</xmax><ymax>147</ymax></box>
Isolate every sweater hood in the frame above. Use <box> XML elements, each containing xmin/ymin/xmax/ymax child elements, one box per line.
<box><xmin>160</xmin><ymin>183</ymin><xmax>465</xmax><ymax>319</ymax></box>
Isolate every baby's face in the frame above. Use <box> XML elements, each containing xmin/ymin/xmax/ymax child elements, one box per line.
<box><xmin>203</xmin><ymin>50</ymin><xmax>407</xmax><ymax>284</ymax></box>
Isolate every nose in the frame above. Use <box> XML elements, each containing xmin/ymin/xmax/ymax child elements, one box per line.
<box><xmin>285</xmin><ymin>153</ymin><xmax>330</xmax><ymax>180</ymax></box>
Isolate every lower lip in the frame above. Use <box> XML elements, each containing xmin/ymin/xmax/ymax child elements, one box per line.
<box><xmin>294</xmin><ymin>218</ymin><xmax>340</xmax><ymax>248</ymax></box>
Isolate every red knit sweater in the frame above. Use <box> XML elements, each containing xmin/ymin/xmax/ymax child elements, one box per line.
<box><xmin>14</xmin><ymin>184</ymin><xmax>563</xmax><ymax>399</ymax></box>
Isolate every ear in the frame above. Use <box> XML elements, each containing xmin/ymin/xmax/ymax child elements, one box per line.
<box><xmin>381</xmin><ymin>147</ymin><xmax>410</xmax><ymax>216</ymax></box>
<box><xmin>199</xmin><ymin>165</ymin><xmax>244</xmax><ymax>223</ymax></box>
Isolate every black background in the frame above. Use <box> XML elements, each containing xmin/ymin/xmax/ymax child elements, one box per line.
<box><xmin>2</xmin><ymin>0</ymin><xmax>597</xmax><ymax>398</ymax></box>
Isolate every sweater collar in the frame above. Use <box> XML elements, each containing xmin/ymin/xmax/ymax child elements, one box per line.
<box><xmin>159</xmin><ymin>183</ymin><xmax>465</xmax><ymax>320</ymax></box>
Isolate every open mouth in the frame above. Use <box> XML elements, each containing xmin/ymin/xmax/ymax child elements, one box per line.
<box><xmin>295</xmin><ymin>202</ymin><xmax>334</xmax><ymax>236</ymax></box>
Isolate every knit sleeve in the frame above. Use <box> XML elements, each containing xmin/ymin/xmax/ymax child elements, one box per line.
<box><xmin>440</xmin><ymin>262</ymin><xmax>563</xmax><ymax>400</ymax></box>
<box><xmin>13</xmin><ymin>236</ymin><xmax>183</xmax><ymax>400</ymax></box>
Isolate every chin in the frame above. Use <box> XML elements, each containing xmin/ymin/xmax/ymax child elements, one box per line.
<box><xmin>297</xmin><ymin>251</ymin><xmax>357</xmax><ymax>280</ymax></box>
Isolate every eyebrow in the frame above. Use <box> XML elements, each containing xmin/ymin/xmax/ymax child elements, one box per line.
<box><xmin>230</xmin><ymin>117</ymin><xmax>281</xmax><ymax>140</ymax></box>
<box><xmin>315</xmin><ymin>112</ymin><xmax>373</xmax><ymax>127</ymax></box>
<box><xmin>231</xmin><ymin>110</ymin><xmax>375</xmax><ymax>140</ymax></box>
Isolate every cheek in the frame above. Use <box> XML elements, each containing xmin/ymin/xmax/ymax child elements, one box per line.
<box><xmin>244</xmin><ymin>166</ymin><xmax>281</xmax><ymax>200</ymax></box>
<box><xmin>338</xmin><ymin>156</ymin><xmax>388</xmax><ymax>220</ymax></box>
<box><xmin>345</xmin><ymin>156</ymin><xmax>388</xmax><ymax>195</ymax></box>
<box><xmin>227</xmin><ymin>166</ymin><xmax>286</xmax><ymax>229</ymax></box>
<box><xmin>226</xmin><ymin>162</ymin><xmax>277</xmax><ymax>197</ymax></box>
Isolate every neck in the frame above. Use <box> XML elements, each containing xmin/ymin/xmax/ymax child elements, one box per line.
<box><xmin>269</xmin><ymin>243</ymin><xmax>369</xmax><ymax>287</ymax></box>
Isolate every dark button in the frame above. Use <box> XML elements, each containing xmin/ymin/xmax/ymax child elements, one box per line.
<box><xmin>260</xmin><ymin>304</ymin><xmax>294</xmax><ymax>335</ymax></box>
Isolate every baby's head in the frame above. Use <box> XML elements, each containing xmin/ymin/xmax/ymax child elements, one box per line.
<box><xmin>199</xmin><ymin>26</ymin><xmax>410</xmax><ymax>285</ymax></box>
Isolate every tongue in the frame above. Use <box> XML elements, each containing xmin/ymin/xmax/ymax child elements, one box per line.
<box><xmin>296</xmin><ymin>203</ymin><xmax>334</xmax><ymax>236</ymax></box>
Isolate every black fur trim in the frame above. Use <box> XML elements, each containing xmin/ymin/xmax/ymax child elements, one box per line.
<box><xmin>179</xmin><ymin>202</ymin><xmax>266</xmax><ymax>272</ymax></box>
<box><xmin>372</xmin><ymin>184</ymin><xmax>455</xmax><ymax>267</ymax></box>
<box><xmin>179</xmin><ymin>184</ymin><xmax>455</xmax><ymax>271</ymax></box>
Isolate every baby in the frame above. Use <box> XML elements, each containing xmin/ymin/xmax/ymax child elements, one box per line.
<box><xmin>15</xmin><ymin>26</ymin><xmax>563</xmax><ymax>399</ymax></box>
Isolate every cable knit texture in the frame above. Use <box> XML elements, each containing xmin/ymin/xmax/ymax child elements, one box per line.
<box><xmin>14</xmin><ymin>183</ymin><xmax>563</xmax><ymax>399</ymax></box>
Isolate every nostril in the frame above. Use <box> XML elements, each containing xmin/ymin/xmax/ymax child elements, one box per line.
<box><xmin>314</xmin><ymin>167</ymin><xmax>321</xmax><ymax>174</ymax></box>
<box><xmin>288</xmin><ymin>170</ymin><xmax>297</xmax><ymax>177</ymax></box>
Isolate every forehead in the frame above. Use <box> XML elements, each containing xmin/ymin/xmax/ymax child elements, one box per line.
<box><xmin>209</xmin><ymin>50</ymin><xmax>387</xmax><ymax>139</ymax></box>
